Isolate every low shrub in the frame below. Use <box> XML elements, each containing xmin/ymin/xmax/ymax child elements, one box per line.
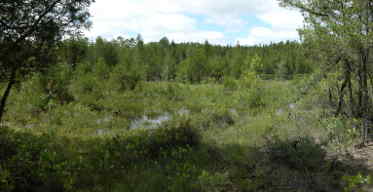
<box><xmin>264</xmin><ymin>136</ymin><xmax>327</xmax><ymax>172</ymax></box>
<box><xmin>109</xmin><ymin>62</ymin><xmax>144</xmax><ymax>91</ymax></box>
<box><xmin>197</xmin><ymin>170</ymin><xmax>230</xmax><ymax>192</ymax></box>
<box><xmin>223</xmin><ymin>76</ymin><xmax>239</xmax><ymax>90</ymax></box>
<box><xmin>194</xmin><ymin>107</ymin><xmax>236</xmax><ymax>129</ymax></box>
<box><xmin>68</xmin><ymin>73</ymin><xmax>102</xmax><ymax>105</ymax></box>
<box><xmin>93</xmin><ymin>118</ymin><xmax>201</xmax><ymax>170</ymax></box>
<box><xmin>0</xmin><ymin>128</ymin><xmax>77</xmax><ymax>192</ymax></box>
<box><xmin>235</xmin><ymin>136</ymin><xmax>352</xmax><ymax>192</ymax></box>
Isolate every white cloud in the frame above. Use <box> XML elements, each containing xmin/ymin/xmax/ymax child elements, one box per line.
<box><xmin>204</xmin><ymin>15</ymin><xmax>247</xmax><ymax>30</ymax></box>
<box><xmin>237</xmin><ymin>27</ymin><xmax>299</xmax><ymax>45</ymax></box>
<box><xmin>237</xmin><ymin>0</ymin><xmax>304</xmax><ymax>45</ymax></box>
<box><xmin>85</xmin><ymin>0</ymin><xmax>217</xmax><ymax>42</ymax></box>
<box><xmin>175</xmin><ymin>0</ymin><xmax>270</xmax><ymax>17</ymax></box>
<box><xmin>167</xmin><ymin>31</ymin><xmax>225</xmax><ymax>44</ymax></box>
<box><xmin>258</xmin><ymin>7</ymin><xmax>304</xmax><ymax>30</ymax></box>
<box><xmin>85</xmin><ymin>0</ymin><xmax>304</xmax><ymax>45</ymax></box>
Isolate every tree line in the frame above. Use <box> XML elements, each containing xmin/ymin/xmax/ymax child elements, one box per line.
<box><xmin>59</xmin><ymin>35</ymin><xmax>313</xmax><ymax>84</ymax></box>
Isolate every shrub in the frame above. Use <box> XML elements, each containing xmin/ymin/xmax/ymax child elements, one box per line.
<box><xmin>0</xmin><ymin>128</ymin><xmax>77</xmax><ymax>192</ymax></box>
<box><xmin>69</xmin><ymin>73</ymin><xmax>99</xmax><ymax>100</ymax></box>
<box><xmin>39</xmin><ymin>63</ymin><xmax>75</xmax><ymax>104</ymax></box>
<box><xmin>321</xmin><ymin>117</ymin><xmax>360</xmax><ymax>152</ymax></box>
<box><xmin>342</xmin><ymin>173</ymin><xmax>371</xmax><ymax>192</ymax></box>
<box><xmin>0</xmin><ymin>165</ymin><xmax>13</xmax><ymax>192</ymax></box>
<box><xmin>109</xmin><ymin>62</ymin><xmax>144</xmax><ymax>91</ymax></box>
<box><xmin>247</xmin><ymin>86</ymin><xmax>268</xmax><ymax>109</ymax></box>
<box><xmin>12</xmin><ymin>75</ymin><xmax>50</xmax><ymax>114</ymax></box>
<box><xmin>94</xmin><ymin>118</ymin><xmax>201</xmax><ymax>170</ymax></box>
<box><xmin>197</xmin><ymin>171</ymin><xmax>230</xmax><ymax>192</ymax></box>
<box><xmin>194</xmin><ymin>107</ymin><xmax>236</xmax><ymax>129</ymax></box>
<box><xmin>223</xmin><ymin>76</ymin><xmax>239</xmax><ymax>90</ymax></box>
<box><xmin>264</xmin><ymin>136</ymin><xmax>326</xmax><ymax>172</ymax></box>
<box><xmin>140</xmin><ymin>82</ymin><xmax>188</xmax><ymax>100</ymax></box>
<box><xmin>239</xmin><ymin>71</ymin><xmax>259</xmax><ymax>89</ymax></box>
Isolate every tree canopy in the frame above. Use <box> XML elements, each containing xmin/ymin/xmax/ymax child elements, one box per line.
<box><xmin>0</xmin><ymin>0</ymin><xmax>95</xmax><ymax>122</ymax></box>
<box><xmin>279</xmin><ymin>0</ymin><xmax>373</xmax><ymax>143</ymax></box>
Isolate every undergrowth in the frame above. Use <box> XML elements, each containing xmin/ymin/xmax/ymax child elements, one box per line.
<box><xmin>0</xmin><ymin>72</ymin><xmax>371</xmax><ymax>191</ymax></box>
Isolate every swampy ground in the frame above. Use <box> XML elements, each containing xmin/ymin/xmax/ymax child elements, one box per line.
<box><xmin>1</xmin><ymin>72</ymin><xmax>372</xmax><ymax>192</ymax></box>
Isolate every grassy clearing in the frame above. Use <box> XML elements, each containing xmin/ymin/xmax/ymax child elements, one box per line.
<box><xmin>5</xmin><ymin>74</ymin><xmax>295</xmax><ymax>138</ymax></box>
<box><xmin>0</xmin><ymin>74</ymin><xmax>370</xmax><ymax>191</ymax></box>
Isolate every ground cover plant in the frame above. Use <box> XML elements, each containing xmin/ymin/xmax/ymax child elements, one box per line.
<box><xmin>1</xmin><ymin>67</ymin><xmax>371</xmax><ymax>191</ymax></box>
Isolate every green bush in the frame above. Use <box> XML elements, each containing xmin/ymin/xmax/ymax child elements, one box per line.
<box><xmin>69</xmin><ymin>73</ymin><xmax>100</xmax><ymax>102</ymax></box>
<box><xmin>197</xmin><ymin>170</ymin><xmax>230</xmax><ymax>192</ymax></box>
<box><xmin>13</xmin><ymin>75</ymin><xmax>50</xmax><ymax>114</ymax></box>
<box><xmin>342</xmin><ymin>173</ymin><xmax>371</xmax><ymax>192</ymax></box>
<box><xmin>109</xmin><ymin>61</ymin><xmax>144</xmax><ymax>91</ymax></box>
<box><xmin>223</xmin><ymin>76</ymin><xmax>239</xmax><ymax>90</ymax></box>
<box><xmin>191</xmin><ymin>107</ymin><xmax>236</xmax><ymax>130</ymax></box>
<box><xmin>321</xmin><ymin>117</ymin><xmax>360</xmax><ymax>152</ymax></box>
<box><xmin>247</xmin><ymin>87</ymin><xmax>268</xmax><ymax>109</ymax></box>
<box><xmin>0</xmin><ymin>128</ymin><xmax>77</xmax><ymax>192</ymax></box>
<box><xmin>93</xmin><ymin>118</ymin><xmax>201</xmax><ymax>169</ymax></box>
<box><xmin>39</xmin><ymin>63</ymin><xmax>75</xmax><ymax>104</ymax></box>
<box><xmin>264</xmin><ymin>136</ymin><xmax>326</xmax><ymax>171</ymax></box>
<box><xmin>140</xmin><ymin>82</ymin><xmax>188</xmax><ymax>101</ymax></box>
<box><xmin>239</xmin><ymin>71</ymin><xmax>259</xmax><ymax>89</ymax></box>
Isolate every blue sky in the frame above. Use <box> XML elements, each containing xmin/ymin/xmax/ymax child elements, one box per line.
<box><xmin>85</xmin><ymin>0</ymin><xmax>304</xmax><ymax>45</ymax></box>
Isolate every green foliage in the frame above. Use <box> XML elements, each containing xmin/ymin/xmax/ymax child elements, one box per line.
<box><xmin>223</xmin><ymin>76</ymin><xmax>239</xmax><ymax>90</ymax></box>
<box><xmin>234</xmin><ymin>133</ymin><xmax>361</xmax><ymax>191</ymax></box>
<box><xmin>321</xmin><ymin>117</ymin><xmax>360</xmax><ymax>152</ymax></box>
<box><xmin>69</xmin><ymin>72</ymin><xmax>101</xmax><ymax>105</ymax></box>
<box><xmin>239</xmin><ymin>71</ymin><xmax>259</xmax><ymax>89</ymax></box>
<box><xmin>342</xmin><ymin>173</ymin><xmax>371</xmax><ymax>192</ymax></box>
<box><xmin>3</xmin><ymin>71</ymin><xmax>367</xmax><ymax>192</ymax></box>
<box><xmin>57</xmin><ymin>37</ymin><xmax>312</xmax><ymax>85</ymax></box>
<box><xmin>0</xmin><ymin>122</ymin><xmax>202</xmax><ymax>192</ymax></box>
<box><xmin>197</xmin><ymin>171</ymin><xmax>230</xmax><ymax>192</ymax></box>
<box><xmin>0</xmin><ymin>165</ymin><xmax>13</xmax><ymax>192</ymax></box>
<box><xmin>0</xmin><ymin>128</ymin><xmax>77</xmax><ymax>192</ymax></box>
<box><xmin>109</xmin><ymin>62</ymin><xmax>144</xmax><ymax>91</ymax></box>
<box><xmin>2</xmin><ymin>28</ymin><xmax>364</xmax><ymax>191</ymax></box>
<box><xmin>39</xmin><ymin>63</ymin><xmax>75</xmax><ymax>104</ymax></box>
<box><xmin>280</xmin><ymin>0</ymin><xmax>373</xmax><ymax>142</ymax></box>
<box><xmin>0</xmin><ymin>0</ymin><xmax>95</xmax><ymax>122</ymax></box>
<box><xmin>250</xmin><ymin>54</ymin><xmax>264</xmax><ymax>74</ymax></box>
<box><xmin>264</xmin><ymin>136</ymin><xmax>326</xmax><ymax>171</ymax></box>
<box><xmin>8</xmin><ymin>75</ymin><xmax>50</xmax><ymax>118</ymax></box>
<box><xmin>102</xmin><ymin>118</ymin><xmax>201</xmax><ymax>165</ymax></box>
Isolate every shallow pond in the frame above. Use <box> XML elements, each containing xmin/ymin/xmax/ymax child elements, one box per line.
<box><xmin>129</xmin><ymin>113</ymin><xmax>172</xmax><ymax>129</ymax></box>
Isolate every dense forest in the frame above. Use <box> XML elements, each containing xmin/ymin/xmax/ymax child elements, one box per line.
<box><xmin>59</xmin><ymin>35</ymin><xmax>312</xmax><ymax>82</ymax></box>
<box><xmin>0</xmin><ymin>0</ymin><xmax>372</xmax><ymax>191</ymax></box>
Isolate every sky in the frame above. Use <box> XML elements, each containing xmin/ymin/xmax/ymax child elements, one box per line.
<box><xmin>84</xmin><ymin>0</ymin><xmax>304</xmax><ymax>46</ymax></box>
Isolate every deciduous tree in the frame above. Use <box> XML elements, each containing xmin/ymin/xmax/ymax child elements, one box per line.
<box><xmin>279</xmin><ymin>0</ymin><xmax>373</xmax><ymax>143</ymax></box>
<box><xmin>0</xmin><ymin>0</ymin><xmax>95</xmax><ymax>123</ymax></box>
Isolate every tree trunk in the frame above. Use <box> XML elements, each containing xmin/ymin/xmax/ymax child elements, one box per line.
<box><xmin>348</xmin><ymin>78</ymin><xmax>355</xmax><ymax>116</ymax></box>
<box><xmin>0</xmin><ymin>69</ymin><xmax>16</xmax><ymax>124</ymax></box>
<box><xmin>336</xmin><ymin>78</ymin><xmax>348</xmax><ymax>116</ymax></box>
<box><xmin>360</xmin><ymin>48</ymin><xmax>369</xmax><ymax>144</ymax></box>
